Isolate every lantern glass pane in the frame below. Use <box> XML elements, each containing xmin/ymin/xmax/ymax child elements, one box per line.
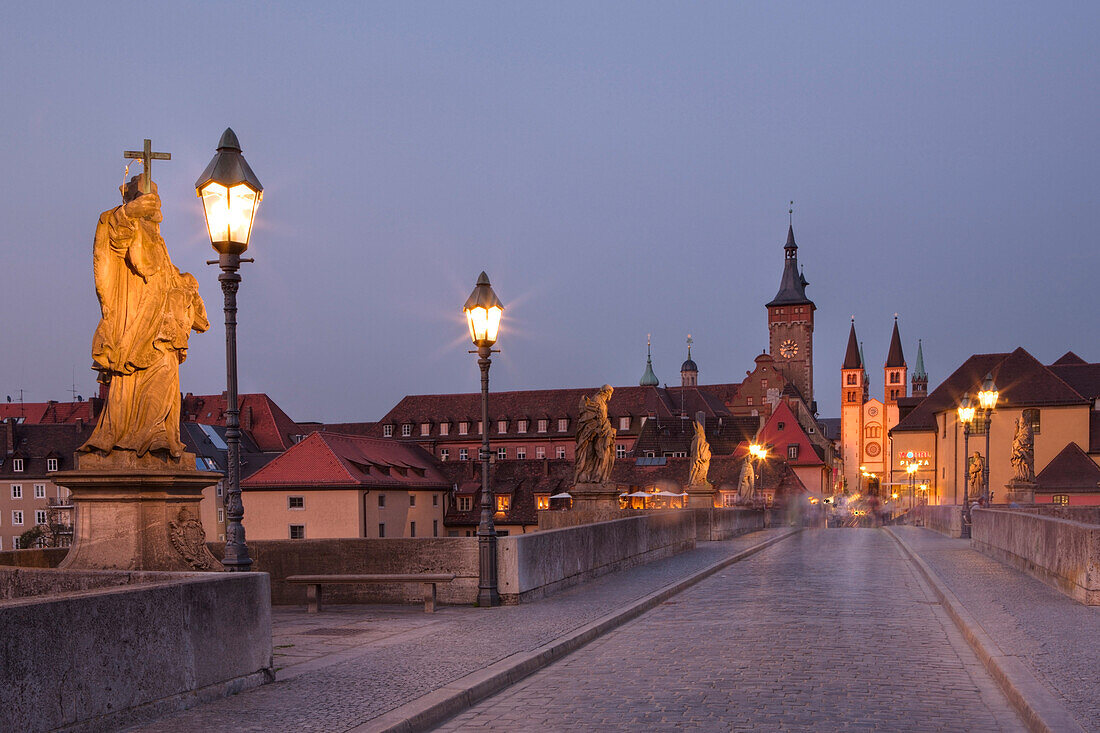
<box><xmin>485</xmin><ymin>305</ymin><xmax>502</xmax><ymax>343</ymax></box>
<box><xmin>229</xmin><ymin>184</ymin><xmax>258</xmax><ymax>244</ymax></box>
<box><xmin>466</xmin><ymin>306</ymin><xmax>487</xmax><ymax>344</ymax></box>
<box><xmin>200</xmin><ymin>182</ymin><xmax>229</xmax><ymax>242</ymax></box>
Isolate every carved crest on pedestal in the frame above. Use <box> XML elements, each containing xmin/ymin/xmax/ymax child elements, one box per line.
<box><xmin>169</xmin><ymin>507</ymin><xmax>220</xmax><ymax>571</ymax></box>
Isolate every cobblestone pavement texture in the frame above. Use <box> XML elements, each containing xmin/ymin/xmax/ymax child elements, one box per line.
<box><xmin>438</xmin><ymin>529</ymin><xmax>1025</xmax><ymax>732</ymax></box>
<box><xmin>893</xmin><ymin>526</ymin><xmax>1100</xmax><ymax>731</ymax></box>
<box><xmin>124</xmin><ymin>529</ymin><xmax>789</xmax><ymax>732</ymax></box>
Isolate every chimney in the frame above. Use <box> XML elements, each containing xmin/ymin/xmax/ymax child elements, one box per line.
<box><xmin>543</xmin><ymin>457</ymin><xmax>549</xmax><ymax>475</ymax></box>
<box><xmin>1</xmin><ymin>421</ymin><xmax>12</xmax><ymax>456</ymax></box>
<box><xmin>242</xmin><ymin>405</ymin><xmax>254</xmax><ymax>431</ymax></box>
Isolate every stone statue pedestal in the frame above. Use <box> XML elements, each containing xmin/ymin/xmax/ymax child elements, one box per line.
<box><xmin>1003</xmin><ymin>480</ymin><xmax>1037</xmax><ymax>505</ymax></box>
<box><xmin>685</xmin><ymin>483</ymin><xmax>717</xmax><ymax>509</ymax></box>
<box><xmin>54</xmin><ymin>452</ymin><xmax>222</xmax><ymax>571</ymax></box>
<box><xmin>570</xmin><ymin>482</ymin><xmax>622</xmax><ymax>512</ymax></box>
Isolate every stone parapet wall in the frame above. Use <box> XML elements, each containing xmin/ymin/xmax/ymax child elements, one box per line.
<box><xmin>913</xmin><ymin>505</ymin><xmax>964</xmax><ymax>538</ymax></box>
<box><xmin>0</xmin><ymin>547</ymin><xmax>68</xmax><ymax>568</ymax></box>
<box><xmin>690</xmin><ymin>508</ymin><xmax>765</xmax><ymax>541</ymax></box>
<box><xmin>497</xmin><ymin>511</ymin><xmax>696</xmax><ymax>604</ymax></box>
<box><xmin>971</xmin><ymin>508</ymin><xmax>1099</xmax><ymax>605</ymax></box>
<box><xmin>537</xmin><ymin>507</ymin><xmax>649</xmax><ymax>531</ymax></box>
<box><xmin>210</xmin><ymin>538</ymin><xmax>481</xmax><ymax>606</ymax></box>
<box><xmin>0</xmin><ymin>569</ymin><xmax>273</xmax><ymax>732</ymax></box>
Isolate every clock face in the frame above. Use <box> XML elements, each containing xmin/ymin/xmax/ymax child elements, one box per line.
<box><xmin>780</xmin><ymin>339</ymin><xmax>798</xmax><ymax>359</ymax></box>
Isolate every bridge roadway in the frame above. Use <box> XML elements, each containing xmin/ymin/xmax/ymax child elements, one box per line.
<box><xmin>436</xmin><ymin>528</ymin><xmax>1025</xmax><ymax>731</ymax></box>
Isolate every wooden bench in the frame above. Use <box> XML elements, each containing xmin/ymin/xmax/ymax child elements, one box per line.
<box><xmin>285</xmin><ymin>574</ymin><xmax>456</xmax><ymax>613</ymax></box>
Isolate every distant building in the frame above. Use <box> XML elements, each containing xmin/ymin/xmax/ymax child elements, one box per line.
<box><xmin>890</xmin><ymin>348</ymin><xmax>1100</xmax><ymax>506</ymax></box>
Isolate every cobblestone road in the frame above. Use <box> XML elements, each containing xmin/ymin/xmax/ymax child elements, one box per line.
<box><xmin>438</xmin><ymin>529</ymin><xmax>1025</xmax><ymax>731</ymax></box>
<box><xmin>124</xmin><ymin>529</ymin><xmax>788</xmax><ymax>732</ymax></box>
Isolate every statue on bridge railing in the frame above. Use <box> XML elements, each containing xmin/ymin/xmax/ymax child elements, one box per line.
<box><xmin>575</xmin><ymin>385</ymin><xmax>616</xmax><ymax>484</ymax></box>
<box><xmin>968</xmin><ymin>451</ymin><xmax>985</xmax><ymax>499</ymax></box>
<box><xmin>1010</xmin><ymin>417</ymin><xmax>1034</xmax><ymax>483</ymax></box>
<box><xmin>688</xmin><ymin>420</ymin><xmax>711</xmax><ymax>486</ymax></box>
<box><xmin>736</xmin><ymin>456</ymin><xmax>756</xmax><ymax>504</ymax></box>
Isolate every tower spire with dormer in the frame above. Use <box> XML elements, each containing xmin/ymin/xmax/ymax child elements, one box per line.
<box><xmin>639</xmin><ymin>334</ymin><xmax>659</xmax><ymax>387</ymax></box>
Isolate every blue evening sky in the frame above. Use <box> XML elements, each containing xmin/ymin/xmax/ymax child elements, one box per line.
<box><xmin>1</xmin><ymin>2</ymin><xmax>1097</xmax><ymax>421</ymax></box>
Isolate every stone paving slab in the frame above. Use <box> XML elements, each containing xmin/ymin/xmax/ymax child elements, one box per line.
<box><xmin>891</xmin><ymin>526</ymin><xmax>1099</xmax><ymax>732</ymax></box>
<box><xmin>121</xmin><ymin>528</ymin><xmax>791</xmax><ymax>733</ymax></box>
<box><xmin>437</xmin><ymin>529</ymin><xmax>1025</xmax><ymax>732</ymax></box>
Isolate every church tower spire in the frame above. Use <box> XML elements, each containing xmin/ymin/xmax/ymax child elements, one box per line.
<box><xmin>840</xmin><ymin>317</ymin><xmax>865</xmax><ymax>496</ymax></box>
<box><xmin>766</xmin><ymin>205</ymin><xmax>816</xmax><ymax>408</ymax></box>
<box><xmin>911</xmin><ymin>338</ymin><xmax>928</xmax><ymax>398</ymax></box>
<box><xmin>884</xmin><ymin>315</ymin><xmax>907</xmax><ymax>404</ymax></box>
<box><xmin>680</xmin><ymin>335</ymin><xmax>698</xmax><ymax>387</ymax></box>
<box><xmin>639</xmin><ymin>335</ymin><xmax>659</xmax><ymax>387</ymax></box>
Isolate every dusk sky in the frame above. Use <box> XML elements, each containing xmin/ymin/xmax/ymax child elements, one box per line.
<box><xmin>2</xmin><ymin>2</ymin><xmax>1097</xmax><ymax>422</ymax></box>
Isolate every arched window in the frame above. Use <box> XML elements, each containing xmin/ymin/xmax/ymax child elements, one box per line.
<box><xmin>864</xmin><ymin>424</ymin><xmax>881</xmax><ymax>439</ymax></box>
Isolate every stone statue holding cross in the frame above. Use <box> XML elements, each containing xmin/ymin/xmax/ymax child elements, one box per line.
<box><xmin>80</xmin><ymin>142</ymin><xmax>208</xmax><ymax>463</ymax></box>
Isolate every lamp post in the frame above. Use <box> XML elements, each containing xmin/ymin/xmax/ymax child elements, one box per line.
<box><xmin>748</xmin><ymin>442</ymin><xmax>766</xmax><ymax>506</ymax></box>
<box><xmin>464</xmin><ymin>272</ymin><xmax>503</xmax><ymax>607</ymax></box>
<box><xmin>196</xmin><ymin>128</ymin><xmax>263</xmax><ymax>572</ymax></box>
<box><xmin>906</xmin><ymin>462</ymin><xmax>918</xmax><ymax>512</ymax></box>
<box><xmin>977</xmin><ymin>374</ymin><xmax>999</xmax><ymax>504</ymax></box>
<box><xmin>957</xmin><ymin>392</ymin><xmax>975</xmax><ymax>537</ymax></box>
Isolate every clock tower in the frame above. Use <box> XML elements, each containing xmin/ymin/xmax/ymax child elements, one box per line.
<box><xmin>766</xmin><ymin>223</ymin><xmax>816</xmax><ymax>409</ymax></box>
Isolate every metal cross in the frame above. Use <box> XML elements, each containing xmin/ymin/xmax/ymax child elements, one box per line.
<box><xmin>124</xmin><ymin>138</ymin><xmax>171</xmax><ymax>194</ymax></box>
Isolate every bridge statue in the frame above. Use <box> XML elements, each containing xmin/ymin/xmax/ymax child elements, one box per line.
<box><xmin>968</xmin><ymin>451</ymin><xmax>985</xmax><ymax>500</ymax></box>
<box><xmin>1010</xmin><ymin>417</ymin><xmax>1034</xmax><ymax>483</ymax></box>
<box><xmin>80</xmin><ymin>173</ymin><xmax>209</xmax><ymax>462</ymax></box>
<box><xmin>575</xmin><ymin>384</ymin><xmax>616</xmax><ymax>484</ymax></box>
<box><xmin>737</xmin><ymin>456</ymin><xmax>756</xmax><ymax>504</ymax></box>
<box><xmin>688</xmin><ymin>420</ymin><xmax>711</xmax><ymax>486</ymax></box>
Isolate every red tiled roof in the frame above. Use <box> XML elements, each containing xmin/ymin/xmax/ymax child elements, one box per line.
<box><xmin>373</xmin><ymin>383</ymin><xmax>744</xmax><ymax>440</ymax></box>
<box><xmin>1047</xmin><ymin>363</ymin><xmax>1100</xmax><ymax>401</ymax></box>
<box><xmin>1035</xmin><ymin>442</ymin><xmax>1100</xmax><ymax>492</ymax></box>
<box><xmin>182</xmin><ymin>393</ymin><xmax>303</xmax><ymax>452</ymax></box>
<box><xmin>758</xmin><ymin>402</ymin><xmax>824</xmax><ymax>466</ymax></box>
<box><xmin>0</xmin><ymin>400</ymin><xmax>97</xmax><ymax>424</ymax></box>
<box><xmin>243</xmin><ymin>432</ymin><xmax>450</xmax><ymax>489</ymax></box>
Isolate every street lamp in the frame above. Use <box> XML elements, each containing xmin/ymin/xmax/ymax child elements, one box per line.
<box><xmin>464</xmin><ymin>272</ymin><xmax>503</xmax><ymax>607</ymax></box>
<box><xmin>906</xmin><ymin>462</ymin><xmax>918</xmax><ymax>512</ymax></box>
<box><xmin>748</xmin><ymin>443</ymin><xmax>766</xmax><ymax>506</ymax></box>
<box><xmin>957</xmin><ymin>392</ymin><xmax>975</xmax><ymax>537</ymax></box>
<box><xmin>977</xmin><ymin>373</ymin><xmax>999</xmax><ymax>504</ymax></box>
<box><xmin>197</xmin><ymin>128</ymin><xmax>263</xmax><ymax>572</ymax></box>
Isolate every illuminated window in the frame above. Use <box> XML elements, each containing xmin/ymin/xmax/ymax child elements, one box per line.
<box><xmin>401</xmin><ymin>424</ymin><xmax>412</xmax><ymax>437</ymax></box>
<box><xmin>458</xmin><ymin>496</ymin><xmax>472</xmax><ymax>511</ymax></box>
<box><xmin>459</xmin><ymin>422</ymin><xmax>469</xmax><ymax>435</ymax></box>
<box><xmin>46</xmin><ymin>458</ymin><xmax>58</xmax><ymax>472</ymax></box>
<box><xmin>497</xmin><ymin>447</ymin><xmax>507</xmax><ymax>460</ymax></box>
<box><xmin>788</xmin><ymin>445</ymin><xmax>799</xmax><ymax>460</ymax></box>
<box><xmin>459</xmin><ymin>448</ymin><xmax>468</xmax><ymax>461</ymax></box>
<box><xmin>747</xmin><ymin>397</ymin><xmax>753</xmax><ymax>406</ymax></box>
<box><xmin>557</xmin><ymin>447</ymin><xmax>566</xmax><ymax>459</ymax></box>
<box><xmin>33</xmin><ymin>484</ymin><xmax>45</xmax><ymax>499</ymax></box>
<box><xmin>421</xmin><ymin>423</ymin><xmax>430</xmax><ymax>436</ymax></box>
<box><xmin>440</xmin><ymin>448</ymin><xmax>449</xmax><ymax>461</ymax></box>
<box><xmin>288</xmin><ymin>496</ymin><xmax>304</xmax><ymax>509</ymax></box>
<box><xmin>761</xmin><ymin>380</ymin><xmax>768</xmax><ymax>390</ymax></box>
<box><xmin>517</xmin><ymin>447</ymin><xmax>526</xmax><ymax>459</ymax></box>
<box><xmin>537</xmin><ymin>419</ymin><xmax>548</xmax><ymax>433</ymax></box>
<box><xmin>518</xmin><ymin>420</ymin><xmax>528</xmax><ymax>434</ymax></box>
<box><xmin>496</xmin><ymin>495</ymin><xmax>511</xmax><ymax>512</ymax></box>
<box><xmin>536</xmin><ymin>447</ymin><xmax>546</xmax><ymax>459</ymax></box>
<box><xmin>383</xmin><ymin>425</ymin><xmax>394</xmax><ymax>437</ymax></box>
<box><xmin>536</xmin><ymin>495</ymin><xmax>550</xmax><ymax>510</ymax></box>
<box><xmin>477</xmin><ymin>421</ymin><xmax>483</xmax><ymax>434</ymax></box>
<box><xmin>1052</xmin><ymin>494</ymin><xmax>1069</xmax><ymax>505</ymax></box>
<box><xmin>558</xmin><ymin>418</ymin><xmax>568</xmax><ymax>432</ymax></box>
<box><xmin>440</xmin><ymin>423</ymin><xmax>449</xmax><ymax>436</ymax></box>
<box><xmin>498</xmin><ymin>420</ymin><xmax>508</xmax><ymax>434</ymax></box>
<box><xmin>619</xmin><ymin>416</ymin><xmax>630</xmax><ymax>430</ymax></box>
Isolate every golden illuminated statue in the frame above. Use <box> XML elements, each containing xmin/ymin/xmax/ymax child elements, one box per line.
<box><xmin>575</xmin><ymin>385</ymin><xmax>616</xmax><ymax>483</ymax></box>
<box><xmin>1010</xmin><ymin>417</ymin><xmax>1035</xmax><ymax>483</ymax></box>
<box><xmin>688</xmin><ymin>420</ymin><xmax>711</xmax><ymax>486</ymax></box>
<box><xmin>80</xmin><ymin>174</ymin><xmax>208</xmax><ymax>461</ymax></box>
<box><xmin>968</xmin><ymin>451</ymin><xmax>985</xmax><ymax>498</ymax></box>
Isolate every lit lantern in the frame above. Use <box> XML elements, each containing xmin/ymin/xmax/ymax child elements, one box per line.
<box><xmin>957</xmin><ymin>393</ymin><xmax>975</xmax><ymax>426</ymax></box>
<box><xmin>464</xmin><ymin>272</ymin><xmax>504</xmax><ymax>348</ymax></box>
<box><xmin>196</xmin><ymin>128</ymin><xmax>263</xmax><ymax>256</ymax></box>
<box><xmin>977</xmin><ymin>373</ymin><xmax>999</xmax><ymax>412</ymax></box>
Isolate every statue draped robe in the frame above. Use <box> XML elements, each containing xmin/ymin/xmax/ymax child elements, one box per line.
<box><xmin>575</xmin><ymin>387</ymin><xmax>616</xmax><ymax>484</ymax></box>
<box><xmin>81</xmin><ymin>198</ymin><xmax>208</xmax><ymax>459</ymax></box>
<box><xmin>688</xmin><ymin>421</ymin><xmax>711</xmax><ymax>486</ymax></box>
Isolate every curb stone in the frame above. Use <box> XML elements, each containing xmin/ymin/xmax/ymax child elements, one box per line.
<box><xmin>352</xmin><ymin>528</ymin><xmax>801</xmax><ymax>733</ymax></box>
<box><xmin>885</xmin><ymin>527</ymin><xmax>1085</xmax><ymax>733</ymax></box>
